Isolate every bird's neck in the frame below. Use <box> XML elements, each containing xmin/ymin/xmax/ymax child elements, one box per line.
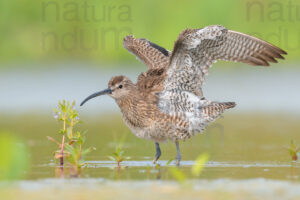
<box><xmin>115</xmin><ymin>90</ymin><xmax>139</xmax><ymax>113</ymax></box>
<box><xmin>115</xmin><ymin>90</ymin><xmax>148</xmax><ymax>128</ymax></box>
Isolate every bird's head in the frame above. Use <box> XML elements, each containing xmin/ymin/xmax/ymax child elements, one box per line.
<box><xmin>80</xmin><ymin>75</ymin><xmax>133</xmax><ymax>106</ymax></box>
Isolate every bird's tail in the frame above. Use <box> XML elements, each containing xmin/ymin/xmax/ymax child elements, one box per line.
<box><xmin>219</xmin><ymin>102</ymin><xmax>236</xmax><ymax>110</ymax></box>
<box><xmin>202</xmin><ymin>101</ymin><xmax>236</xmax><ymax>119</ymax></box>
<box><xmin>191</xmin><ymin>101</ymin><xmax>236</xmax><ymax>134</ymax></box>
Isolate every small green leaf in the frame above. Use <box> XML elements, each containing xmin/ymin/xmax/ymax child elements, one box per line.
<box><xmin>291</xmin><ymin>140</ymin><xmax>296</xmax><ymax>150</ymax></box>
<box><xmin>169</xmin><ymin>167</ymin><xmax>186</xmax><ymax>184</ymax></box>
<box><xmin>119</xmin><ymin>150</ymin><xmax>124</xmax><ymax>157</ymax></box>
<box><xmin>81</xmin><ymin>147</ymin><xmax>96</xmax><ymax>156</ymax></box>
<box><xmin>155</xmin><ymin>163</ymin><xmax>160</xmax><ymax>170</ymax></box>
<box><xmin>166</xmin><ymin>159</ymin><xmax>173</xmax><ymax>166</ymax></box>
<box><xmin>108</xmin><ymin>156</ymin><xmax>116</xmax><ymax>161</ymax></box>
<box><xmin>191</xmin><ymin>153</ymin><xmax>209</xmax><ymax>177</ymax></box>
<box><xmin>59</xmin><ymin>129</ymin><xmax>66</xmax><ymax>135</ymax></box>
<box><xmin>113</xmin><ymin>152</ymin><xmax>118</xmax><ymax>157</ymax></box>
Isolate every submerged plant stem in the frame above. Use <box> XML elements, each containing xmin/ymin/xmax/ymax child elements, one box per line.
<box><xmin>60</xmin><ymin>116</ymin><xmax>66</xmax><ymax>168</ymax></box>
<box><xmin>60</xmin><ymin>135</ymin><xmax>65</xmax><ymax>167</ymax></box>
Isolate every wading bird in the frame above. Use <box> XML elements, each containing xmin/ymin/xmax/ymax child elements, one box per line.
<box><xmin>81</xmin><ymin>25</ymin><xmax>286</xmax><ymax>165</ymax></box>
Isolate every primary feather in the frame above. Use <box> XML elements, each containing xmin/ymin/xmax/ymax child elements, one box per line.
<box><xmin>123</xmin><ymin>35</ymin><xmax>170</xmax><ymax>69</ymax></box>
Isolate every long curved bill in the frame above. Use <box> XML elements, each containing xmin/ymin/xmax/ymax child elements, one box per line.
<box><xmin>80</xmin><ymin>88</ymin><xmax>112</xmax><ymax>106</ymax></box>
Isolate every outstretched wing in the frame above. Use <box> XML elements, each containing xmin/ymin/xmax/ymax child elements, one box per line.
<box><xmin>164</xmin><ymin>25</ymin><xmax>287</xmax><ymax>94</ymax></box>
<box><xmin>157</xmin><ymin>25</ymin><xmax>286</xmax><ymax>131</ymax></box>
<box><xmin>123</xmin><ymin>35</ymin><xmax>170</xmax><ymax>69</ymax></box>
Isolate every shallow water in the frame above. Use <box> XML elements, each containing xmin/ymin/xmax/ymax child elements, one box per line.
<box><xmin>0</xmin><ymin>111</ymin><xmax>299</xmax><ymax>200</ymax></box>
<box><xmin>29</xmin><ymin>160</ymin><xmax>300</xmax><ymax>181</ymax></box>
<box><xmin>1</xmin><ymin>113</ymin><xmax>299</xmax><ymax>181</ymax></box>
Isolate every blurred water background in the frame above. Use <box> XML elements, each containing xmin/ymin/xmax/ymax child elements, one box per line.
<box><xmin>1</xmin><ymin>63</ymin><xmax>300</xmax><ymax>114</ymax></box>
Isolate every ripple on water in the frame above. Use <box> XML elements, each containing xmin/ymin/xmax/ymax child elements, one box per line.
<box><xmin>82</xmin><ymin>160</ymin><xmax>300</xmax><ymax>168</ymax></box>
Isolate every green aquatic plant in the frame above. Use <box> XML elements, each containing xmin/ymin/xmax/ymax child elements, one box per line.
<box><xmin>169</xmin><ymin>153</ymin><xmax>209</xmax><ymax>185</ymax></box>
<box><xmin>166</xmin><ymin>159</ymin><xmax>173</xmax><ymax>166</ymax></box>
<box><xmin>48</xmin><ymin>100</ymin><xmax>95</xmax><ymax>176</ymax></box>
<box><xmin>108</xmin><ymin>146</ymin><xmax>130</xmax><ymax>168</ymax></box>
<box><xmin>285</xmin><ymin>140</ymin><xmax>299</xmax><ymax>161</ymax></box>
<box><xmin>191</xmin><ymin>153</ymin><xmax>209</xmax><ymax>177</ymax></box>
<box><xmin>64</xmin><ymin>132</ymin><xmax>96</xmax><ymax>175</ymax></box>
<box><xmin>169</xmin><ymin>167</ymin><xmax>187</xmax><ymax>185</ymax></box>
<box><xmin>51</xmin><ymin>100</ymin><xmax>76</xmax><ymax>168</ymax></box>
<box><xmin>0</xmin><ymin>132</ymin><xmax>29</xmax><ymax>180</ymax></box>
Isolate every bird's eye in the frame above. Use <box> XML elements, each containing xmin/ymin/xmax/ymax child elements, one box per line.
<box><xmin>118</xmin><ymin>85</ymin><xmax>123</xmax><ymax>89</ymax></box>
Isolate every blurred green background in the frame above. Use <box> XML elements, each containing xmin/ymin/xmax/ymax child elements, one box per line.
<box><xmin>0</xmin><ymin>0</ymin><xmax>298</xmax><ymax>66</ymax></box>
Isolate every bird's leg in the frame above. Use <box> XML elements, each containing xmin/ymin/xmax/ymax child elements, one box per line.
<box><xmin>153</xmin><ymin>142</ymin><xmax>161</xmax><ymax>164</ymax></box>
<box><xmin>175</xmin><ymin>140</ymin><xmax>181</xmax><ymax>166</ymax></box>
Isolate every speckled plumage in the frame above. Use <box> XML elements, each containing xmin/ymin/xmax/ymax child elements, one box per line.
<box><xmin>81</xmin><ymin>25</ymin><xmax>287</xmax><ymax>164</ymax></box>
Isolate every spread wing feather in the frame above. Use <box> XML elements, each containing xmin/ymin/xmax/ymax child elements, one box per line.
<box><xmin>157</xmin><ymin>25</ymin><xmax>286</xmax><ymax>133</ymax></box>
<box><xmin>123</xmin><ymin>35</ymin><xmax>170</xmax><ymax>69</ymax></box>
<box><xmin>165</xmin><ymin>25</ymin><xmax>286</xmax><ymax>93</ymax></box>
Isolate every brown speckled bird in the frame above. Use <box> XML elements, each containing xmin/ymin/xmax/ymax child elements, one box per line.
<box><xmin>80</xmin><ymin>25</ymin><xmax>287</xmax><ymax>165</ymax></box>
